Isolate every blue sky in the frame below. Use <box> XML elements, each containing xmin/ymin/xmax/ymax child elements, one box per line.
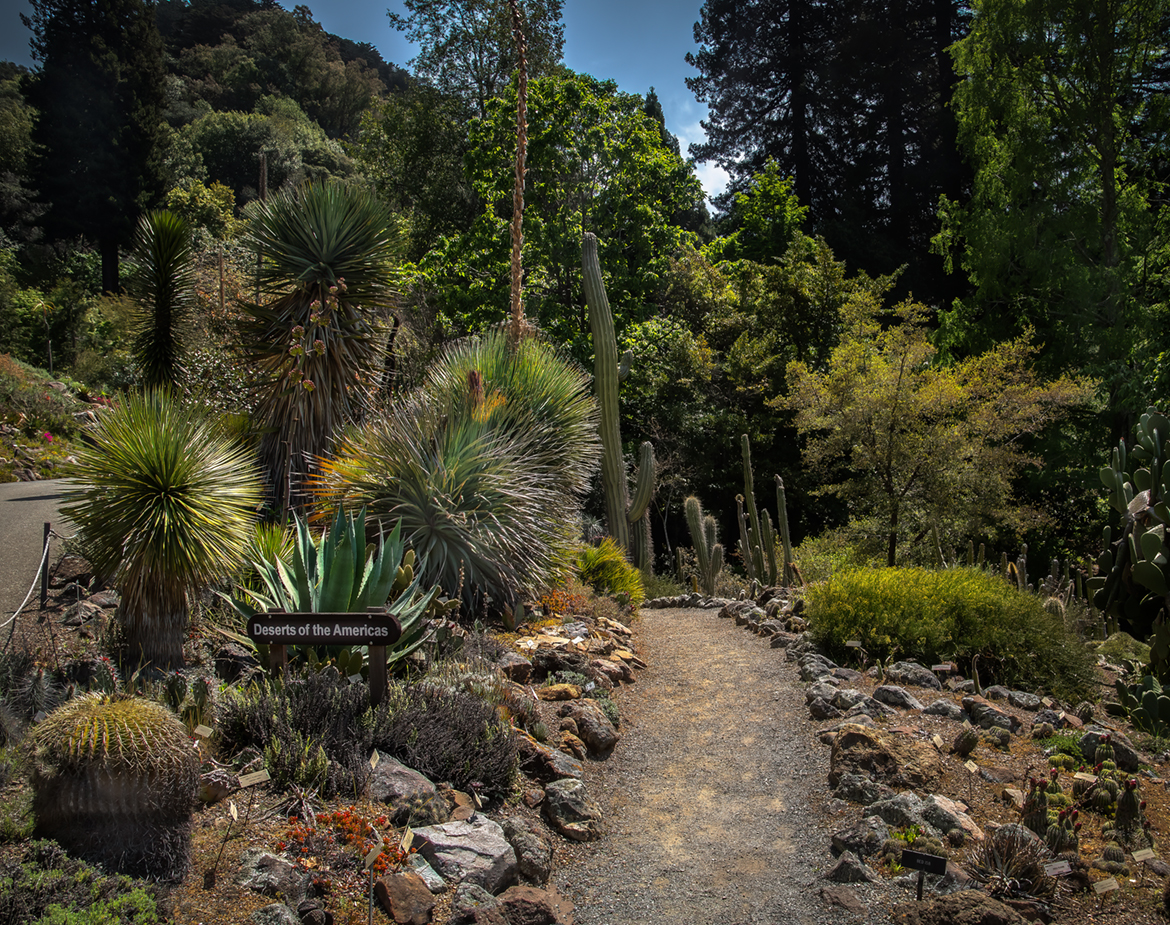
<box><xmin>0</xmin><ymin>0</ymin><xmax>727</xmax><ymax>197</ymax></box>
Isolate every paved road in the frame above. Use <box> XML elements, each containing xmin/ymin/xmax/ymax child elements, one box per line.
<box><xmin>0</xmin><ymin>478</ymin><xmax>72</xmax><ymax>623</ymax></box>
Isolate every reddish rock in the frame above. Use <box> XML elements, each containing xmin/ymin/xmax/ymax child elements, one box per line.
<box><xmin>494</xmin><ymin>885</ymin><xmax>574</xmax><ymax>925</ymax></box>
<box><xmin>375</xmin><ymin>871</ymin><xmax>436</xmax><ymax>924</ymax></box>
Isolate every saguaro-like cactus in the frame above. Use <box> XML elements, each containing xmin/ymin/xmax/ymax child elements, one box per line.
<box><xmin>582</xmin><ymin>232</ymin><xmax>655</xmax><ymax>570</ymax></box>
<box><xmin>31</xmin><ymin>693</ymin><xmax>199</xmax><ymax>879</ymax></box>
<box><xmin>685</xmin><ymin>495</ymin><xmax>724</xmax><ymax>596</ymax></box>
<box><xmin>736</xmin><ymin>434</ymin><xmax>798</xmax><ymax>587</ymax></box>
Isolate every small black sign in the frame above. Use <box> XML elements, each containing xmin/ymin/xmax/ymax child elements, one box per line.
<box><xmin>247</xmin><ymin>612</ymin><xmax>402</xmax><ymax>646</ymax></box>
<box><xmin>901</xmin><ymin>850</ymin><xmax>947</xmax><ymax>875</ymax></box>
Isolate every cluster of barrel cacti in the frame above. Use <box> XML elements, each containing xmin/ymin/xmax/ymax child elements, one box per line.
<box><xmin>684</xmin><ymin>496</ymin><xmax>723</xmax><ymax>596</ymax></box>
<box><xmin>1089</xmin><ymin>408</ymin><xmax>1170</xmax><ymax>670</ymax></box>
<box><xmin>1046</xmin><ymin>808</ymin><xmax>1081</xmax><ymax>854</ymax></box>
<box><xmin>581</xmin><ymin>233</ymin><xmax>655</xmax><ymax>573</ymax></box>
<box><xmin>30</xmin><ymin>693</ymin><xmax>198</xmax><ymax>879</ymax></box>
<box><xmin>735</xmin><ymin>435</ymin><xmax>796</xmax><ymax>588</ymax></box>
<box><xmin>1021</xmin><ymin>777</ymin><xmax>1049</xmax><ymax>837</ymax></box>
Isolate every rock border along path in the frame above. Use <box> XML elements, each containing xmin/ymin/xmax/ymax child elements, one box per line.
<box><xmin>552</xmin><ymin>605</ymin><xmax>853</xmax><ymax>925</ymax></box>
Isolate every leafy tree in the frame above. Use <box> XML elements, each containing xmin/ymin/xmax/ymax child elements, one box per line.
<box><xmin>388</xmin><ymin>0</ymin><xmax>564</xmax><ymax>116</ymax></box>
<box><xmin>416</xmin><ymin>72</ymin><xmax>705</xmax><ymax>351</ymax></box>
<box><xmin>22</xmin><ymin>0</ymin><xmax>170</xmax><ymax>293</ymax></box>
<box><xmin>687</xmin><ymin>0</ymin><xmax>970</xmax><ymax>304</ymax></box>
<box><xmin>783</xmin><ymin>296</ymin><xmax>1095</xmax><ymax>566</ymax></box>
<box><xmin>933</xmin><ymin>0</ymin><xmax>1170</xmax><ymax>432</ymax></box>
<box><xmin>705</xmin><ymin>159</ymin><xmax>808</xmax><ymax>264</ymax></box>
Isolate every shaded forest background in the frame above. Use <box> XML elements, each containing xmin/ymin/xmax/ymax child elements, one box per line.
<box><xmin>2</xmin><ymin>0</ymin><xmax>1168</xmax><ymax>580</ymax></box>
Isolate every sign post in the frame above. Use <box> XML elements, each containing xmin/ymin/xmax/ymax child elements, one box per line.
<box><xmin>901</xmin><ymin>849</ymin><xmax>947</xmax><ymax>900</ymax></box>
<box><xmin>248</xmin><ymin>608</ymin><xmax>402</xmax><ymax>706</ymax></box>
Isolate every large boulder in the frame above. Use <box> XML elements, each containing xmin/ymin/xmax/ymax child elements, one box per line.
<box><xmin>1080</xmin><ymin>726</ymin><xmax>1141</xmax><ymax>772</ymax></box>
<box><xmin>557</xmin><ymin>700</ymin><xmax>620</xmax><ymax>758</ymax></box>
<box><xmin>961</xmin><ymin>696</ymin><xmax>1019</xmax><ymax>732</ymax></box>
<box><xmin>885</xmin><ymin>661</ymin><xmax>942</xmax><ymax>690</ymax></box>
<box><xmin>412</xmin><ymin>817</ymin><xmax>518</xmax><ymax>894</ymax></box>
<box><xmin>829</xmin><ymin>724</ymin><xmax>943</xmax><ymax>790</ymax></box>
<box><xmin>890</xmin><ymin>889</ymin><xmax>1027</xmax><ymax>925</ymax></box>
<box><xmin>543</xmin><ymin>778</ymin><xmax>603</xmax><ymax>841</ymax></box>
<box><xmin>515</xmin><ymin>732</ymin><xmax>584</xmax><ymax>782</ymax></box>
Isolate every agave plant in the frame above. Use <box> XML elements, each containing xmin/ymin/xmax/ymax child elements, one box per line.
<box><xmin>124</xmin><ymin>210</ymin><xmax>196</xmax><ymax>390</ymax></box>
<box><xmin>222</xmin><ymin>507</ymin><xmax>440</xmax><ymax>668</ymax></box>
<box><xmin>311</xmin><ymin>334</ymin><xmax>599</xmax><ymax>614</ymax></box>
<box><xmin>238</xmin><ymin>181</ymin><xmax>399</xmax><ymax>510</ymax></box>
<box><xmin>62</xmin><ymin>391</ymin><xmax>264</xmax><ymax>668</ymax></box>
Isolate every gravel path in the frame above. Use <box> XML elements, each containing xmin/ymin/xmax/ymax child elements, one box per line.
<box><xmin>551</xmin><ymin>606</ymin><xmax>854</xmax><ymax>925</ymax></box>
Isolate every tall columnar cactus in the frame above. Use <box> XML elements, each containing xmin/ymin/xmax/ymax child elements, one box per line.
<box><xmin>776</xmin><ymin>475</ymin><xmax>796</xmax><ymax>586</ymax></box>
<box><xmin>685</xmin><ymin>495</ymin><xmax>723</xmax><ymax>596</ymax></box>
<box><xmin>582</xmin><ymin>232</ymin><xmax>655</xmax><ymax>570</ymax></box>
<box><xmin>31</xmin><ymin>693</ymin><xmax>199</xmax><ymax>879</ymax></box>
<box><xmin>735</xmin><ymin>435</ymin><xmax>799</xmax><ymax>587</ymax></box>
<box><xmin>1089</xmin><ymin>408</ymin><xmax>1170</xmax><ymax>672</ymax></box>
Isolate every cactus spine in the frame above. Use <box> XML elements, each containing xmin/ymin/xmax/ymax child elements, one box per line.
<box><xmin>685</xmin><ymin>496</ymin><xmax>723</xmax><ymax>596</ymax></box>
<box><xmin>582</xmin><ymin>232</ymin><xmax>655</xmax><ymax>570</ymax></box>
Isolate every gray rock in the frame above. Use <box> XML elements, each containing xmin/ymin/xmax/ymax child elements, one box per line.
<box><xmin>922</xmin><ymin>795</ymin><xmax>985</xmax><ymax>841</ymax></box>
<box><xmin>809</xmin><ymin>698</ymin><xmax>843</xmax><ymax>721</ymax></box>
<box><xmin>497</xmin><ymin>652</ymin><xmax>533</xmax><ymax>683</ymax></box>
<box><xmin>86</xmin><ymin>589</ymin><xmax>120</xmax><ymax>608</ymax></box>
<box><xmin>950</xmin><ymin>679</ymin><xmax>976</xmax><ymax>694</ymax></box>
<box><xmin>885</xmin><ymin>661</ymin><xmax>943</xmax><ymax>690</ymax></box>
<box><xmin>984</xmin><ymin>685</ymin><xmax>1010</xmax><ymax>701</ymax></box>
<box><xmin>818</xmin><ymin>885</ymin><xmax>867</xmax><ymax>917</ymax></box>
<box><xmin>824</xmin><ymin>850</ymin><xmax>877</xmax><ymax>883</ymax></box>
<box><xmin>719</xmin><ymin>601</ymin><xmax>757</xmax><ymax>620</ymax></box>
<box><xmin>557</xmin><ymin>699</ymin><xmax>620</xmax><ymax>758</ymax></box>
<box><xmin>515</xmin><ymin>732</ymin><xmax>584</xmax><ymax>782</ymax></box>
<box><xmin>873</xmin><ymin>685</ymin><xmax>924</xmax><ymax>711</ymax></box>
<box><xmin>544</xmin><ymin>778</ymin><xmax>604</xmax><ymax>841</ymax></box>
<box><xmin>1032</xmin><ymin>709</ymin><xmax>1066</xmax><ymax>728</ymax></box>
<box><xmin>831</xmin><ymin>816</ymin><xmax>891</xmax><ymax>858</ymax></box>
<box><xmin>409</xmin><ymin>853</ymin><xmax>447</xmax><ymax>892</ymax></box>
<box><xmin>236</xmin><ymin>850</ymin><xmax>309</xmax><ymax>903</ymax></box>
<box><xmin>800</xmin><ymin>659</ymin><xmax>836</xmax><ymax>682</ymax></box>
<box><xmin>806</xmin><ymin>680</ymin><xmax>841</xmax><ymax>704</ymax></box>
<box><xmin>1007</xmin><ymin>690</ymin><xmax>1042</xmax><ymax>711</ymax></box>
<box><xmin>450</xmin><ymin>882</ymin><xmax>498</xmax><ymax>924</ymax></box>
<box><xmin>501</xmin><ymin>818</ymin><xmax>553</xmax><ymax>885</ymax></box>
<box><xmin>843</xmin><ymin>698</ymin><xmax>897</xmax><ymax>721</ymax></box>
<box><xmin>833</xmin><ymin>667</ymin><xmax>865</xmax><ymax>683</ymax></box>
<box><xmin>413</xmin><ymin>816</ymin><xmax>518</xmax><ymax>894</ymax></box>
<box><xmin>961</xmin><ymin>695</ymin><xmax>1018</xmax><ymax>731</ymax></box>
<box><xmin>996</xmin><ymin>823</ymin><xmax>1043</xmax><ymax>845</ymax></box>
<box><xmin>1081</xmin><ymin>726</ymin><xmax>1141</xmax><ymax>772</ymax></box>
<box><xmin>250</xmin><ymin>904</ymin><xmax>299</xmax><ymax>925</ymax></box>
<box><xmin>833</xmin><ymin>772</ymin><xmax>895</xmax><ymax>806</ymax></box>
<box><xmin>198</xmin><ymin>768</ymin><xmax>239</xmax><ymax>803</ymax></box>
<box><xmin>923</xmin><ymin>699</ymin><xmax>965</xmax><ymax>721</ymax></box>
<box><xmin>368</xmin><ymin>753</ymin><xmax>440</xmax><ymax>805</ymax></box>
<box><xmin>769</xmin><ymin>631</ymin><xmax>801</xmax><ymax>648</ymax></box>
<box><xmin>214</xmin><ymin>644</ymin><xmax>261</xmax><ymax>683</ymax></box>
<box><xmin>863</xmin><ymin>792</ymin><xmax>934</xmax><ymax>834</ymax></box>
<box><xmin>60</xmin><ymin>600</ymin><xmax>104</xmax><ymax>626</ymax></box>
<box><xmin>832</xmin><ymin>688</ymin><xmax>868</xmax><ymax>710</ymax></box>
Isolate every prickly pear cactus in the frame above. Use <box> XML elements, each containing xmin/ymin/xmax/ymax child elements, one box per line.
<box><xmin>30</xmin><ymin>693</ymin><xmax>198</xmax><ymax>879</ymax></box>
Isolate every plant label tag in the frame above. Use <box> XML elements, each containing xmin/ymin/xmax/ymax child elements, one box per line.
<box><xmin>931</xmin><ymin>664</ymin><xmax>950</xmax><ymax>673</ymax></box>
<box><xmin>369</xmin><ymin>751</ymin><xmax>380</xmax><ymax>770</ymax></box>
<box><xmin>400</xmin><ymin>827</ymin><xmax>413</xmax><ymax>851</ymax></box>
<box><xmin>584</xmin><ymin>682</ymin><xmax>596</xmax><ymax>692</ymax></box>
<box><xmin>348</xmin><ymin>673</ymin><xmax>362</xmax><ymax>684</ymax></box>
<box><xmin>472</xmin><ymin>790</ymin><xmax>482</xmax><ymax>808</ymax></box>
<box><xmin>932</xmin><ymin>734</ymin><xmax>944</xmax><ymax>749</ymax></box>
<box><xmin>229</xmin><ymin>800</ymin><xmax>238</xmax><ymax>821</ymax></box>
<box><xmin>571</xmin><ymin>636</ymin><xmax>585</xmax><ymax>645</ymax></box>
<box><xmin>1044</xmin><ymin>860</ymin><xmax>1071</xmax><ymax>876</ymax></box>
<box><xmin>964</xmin><ymin>760</ymin><xmax>979</xmax><ymax>773</ymax></box>
<box><xmin>1133</xmin><ymin>848</ymin><xmax>1156</xmax><ymax>862</ymax></box>
<box><xmin>900</xmin><ymin>849</ymin><xmax>947</xmax><ymax>875</ymax></box>
<box><xmin>1093</xmin><ymin>877</ymin><xmax>1120</xmax><ymax>894</ymax></box>
<box><xmin>845</xmin><ymin>640</ymin><xmax>862</xmax><ymax>648</ymax></box>
<box><xmin>364</xmin><ymin>845</ymin><xmax>380</xmax><ymax>870</ymax></box>
<box><xmin>193</xmin><ymin>724</ymin><xmax>213</xmax><ymax>738</ymax></box>
<box><xmin>1074</xmin><ymin>772</ymin><xmax>1098</xmax><ymax>783</ymax></box>
<box><xmin>1042</xmin><ymin>697</ymin><xmax>1054</xmax><ymax>707</ymax></box>
<box><xmin>239</xmin><ymin>769</ymin><xmax>271</xmax><ymax>787</ymax></box>
<box><xmin>962</xmin><ymin>719</ymin><xmax>972</xmax><ymax>729</ymax></box>
<box><xmin>33</xmin><ymin>711</ymin><xmax>47</xmax><ymax>723</ymax></box>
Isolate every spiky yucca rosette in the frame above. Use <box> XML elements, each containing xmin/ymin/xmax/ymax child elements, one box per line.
<box><xmin>30</xmin><ymin>693</ymin><xmax>199</xmax><ymax>879</ymax></box>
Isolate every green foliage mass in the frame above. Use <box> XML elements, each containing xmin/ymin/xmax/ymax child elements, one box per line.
<box><xmin>806</xmin><ymin>566</ymin><xmax>1097</xmax><ymax>701</ymax></box>
<box><xmin>576</xmin><ymin>538</ymin><xmax>645</xmax><ymax>606</ymax></box>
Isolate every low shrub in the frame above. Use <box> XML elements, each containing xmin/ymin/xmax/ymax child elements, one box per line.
<box><xmin>576</xmin><ymin>538</ymin><xmax>645</xmax><ymax>606</ymax></box>
<box><xmin>806</xmin><ymin>566</ymin><xmax>1097</xmax><ymax>701</ymax></box>
<box><xmin>0</xmin><ymin>839</ymin><xmax>164</xmax><ymax>924</ymax></box>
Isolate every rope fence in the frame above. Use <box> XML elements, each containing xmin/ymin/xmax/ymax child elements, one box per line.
<box><xmin>2</xmin><ymin>523</ymin><xmax>77</xmax><ymax>649</ymax></box>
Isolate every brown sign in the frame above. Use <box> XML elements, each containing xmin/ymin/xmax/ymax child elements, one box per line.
<box><xmin>247</xmin><ymin>613</ymin><xmax>402</xmax><ymax>646</ymax></box>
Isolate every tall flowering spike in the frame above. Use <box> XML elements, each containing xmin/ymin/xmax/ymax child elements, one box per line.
<box><xmin>507</xmin><ymin>0</ymin><xmax>529</xmax><ymax>349</ymax></box>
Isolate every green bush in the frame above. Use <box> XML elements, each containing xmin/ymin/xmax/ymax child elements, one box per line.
<box><xmin>806</xmin><ymin>566</ymin><xmax>1097</xmax><ymax>701</ymax></box>
<box><xmin>576</xmin><ymin>538</ymin><xmax>645</xmax><ymax>606</ymax></box>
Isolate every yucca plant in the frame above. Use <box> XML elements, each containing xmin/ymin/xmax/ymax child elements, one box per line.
<box><xmin>124</xmin><ymin>210</ymin><xmax>196</xmax><ymax>390</ymax></box>
<box><xmin>238</xmin><ymin>181</ymin><xmax>399</xmax><ymax>511</ymax></box>
<box><xmin>62</xmin><ymin>391</ymin><xmax>264</xmax><ymax>668</ymax></box>
<box><xmin>222</xmin><ymin>507</ymin><xmax>440</xmax><ymax>668</ymax></box>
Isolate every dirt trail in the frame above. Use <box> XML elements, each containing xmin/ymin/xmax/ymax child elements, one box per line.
<box><xmin>552</xmin><ymin>606</ymin><xmax>848</xmax><ymax>925</ymax></box>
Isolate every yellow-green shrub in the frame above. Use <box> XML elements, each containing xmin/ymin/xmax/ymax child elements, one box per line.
<box><xmin>806</xmin><ymin>566</ymin><xmax>1096</xmax><ymax>701</ymax></box>
<box><xmin>576</xmin><ymin>538</ymin><xmax>645</xmax><ymax>607</ymax></box>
